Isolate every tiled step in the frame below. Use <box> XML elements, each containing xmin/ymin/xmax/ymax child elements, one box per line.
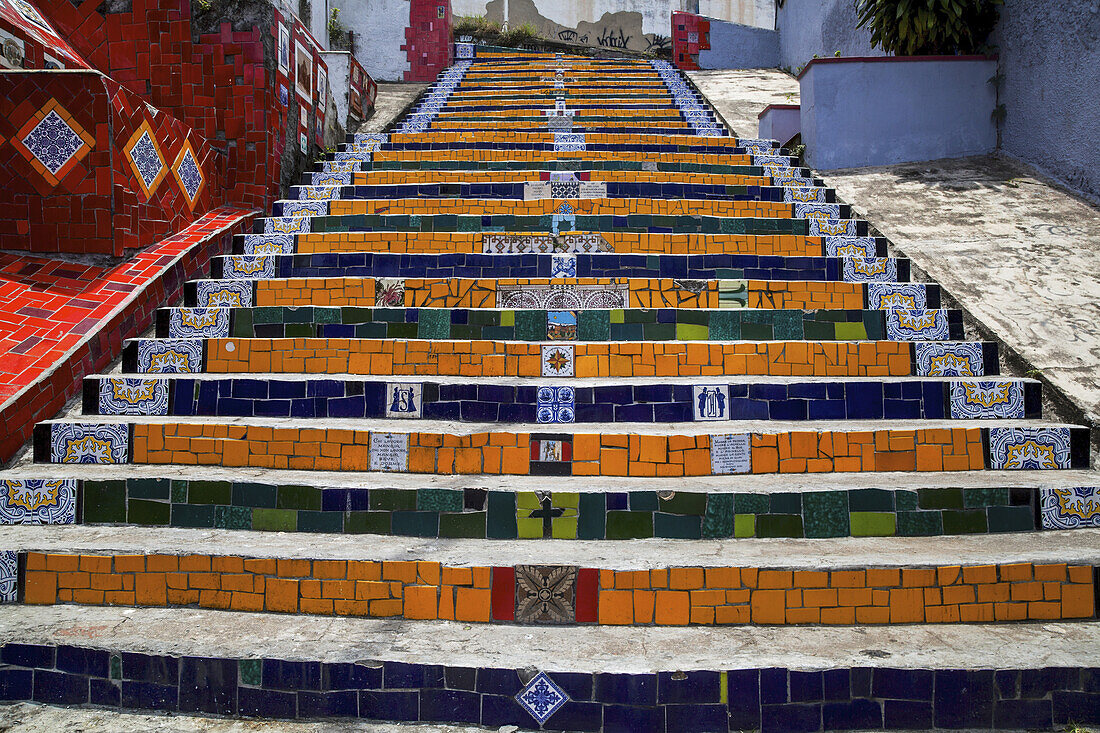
<box><xmin>81</xmin><ymin>375</ymin><xmax>1041</xmax><ymax>423</ymax></box>
<box><xmin>1</xmin><ymin>605</ymin><xmax>1098</xmax><ymax>730</ymax></box>
<box><xmin>210</xmin><ymin>251</ymin><xmax>908</xmax><ymax>283</ymax></box>
<box><xmin>4</xmin><ymin>525</ymin><xmax>1098</xmax><ymax>627</ymax></box>
<box><xmin>313</xmin><ymin>158</ymin><xmax>816</xmax><ymax>180</ymax></box>
<box><xmin>307</xmin><ymin>169</ymin><xmax>819</xmax><ymax>187</ymax></box>
<box><xmin>181</xmin><ymin>278</ymin><xmax>928</xmax><ymax>311</ymax></box>
<box><xmin>124</xmin><ymin>337</ymin><xmax>996</xmax><ymax>378</ymax></box>
<box><xmin>4</xmin><ymin>464</ymin><xmax>1098</xmax><ymax>538</ymax></box>
<box><xmin>31</xmin><ymin>418</ymin><xmax>1091</xmax><ymax>474</ymax></box>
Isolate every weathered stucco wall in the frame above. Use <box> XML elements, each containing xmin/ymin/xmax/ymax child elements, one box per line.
<box><xmin>994</xmin><ymin>0</ymin><xmax>1100</xmax><ymax>203</ymax></box>
<box><xmin>697</xmin><ymin>18</ymin><xmax>778</xmax><ymax>68</ymax></box>
<box><xmin>452</xmin><ymin>0</ymin><xmax>772</xmax><ymax>54</ymax></box>
<box><xmin>775</xmin><ymin>0</ymin><xmax>882</xmax><ymax>72</ymax></box>
<box><xmin>332</xmin><ymin>0</ymin><xmax>411</xmax><ymax>79</ymax></box>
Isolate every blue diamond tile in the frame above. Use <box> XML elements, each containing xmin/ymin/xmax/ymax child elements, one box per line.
<box><xmin>516</xmin><ymin>671</ymin><xmax>569</xmax><ymax>724</ymax></box>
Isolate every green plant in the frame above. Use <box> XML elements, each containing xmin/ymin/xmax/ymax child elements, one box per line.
<box><xmin>453</xmin><ymin>15</ymin><xmax>502</xmax><ymax>41</ymax></box>
<box><xmin>855</xmin><ymin>0</ymin><xmax>1003</xmax><ymax>56</ymax></box>
<box><xmin>497</xmin><ymin>22</ymin><xmax>540</xmax><ymax>47</ymax></box>
<box><xmin>328</xmin><ymin>8</ymin><xmax>351</xmax><ymax>50</ymax></box>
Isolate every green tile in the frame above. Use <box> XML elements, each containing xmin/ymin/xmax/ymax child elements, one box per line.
<box><xmin>214</xmin><ymin>505</ymin><xmax>252</xmax><ymax>530</ymax></box>
<box><xmin>577</xmin><ymin>493</ymin><xmax>606</xmax><ymax>539</ymax></box>
<box><xmin>513</xmin><ymin>310</ymin><xmax>547</xmax><ymax>341</ymax></box>
<box><xmin>439</xmin><ymin>512</ymin><xmax>486</xmax><ymax>538</ymax></box>
<box><xmin>833</xmin><ymin>322</ymin><xmax>868</xmax><ymax>340</ymax></box>
<box><xmin>578</xmin><ymin>310</ymin><xmax>610</xmax><ymax>341</ymax></box>
<box><xmin>187</xmin><ymin>481</ymin><xmax>232</xmax><ymax>505</ymax></box>
<box><xmin>171</xmin><ymin>503</ymin><xmax>215</xmax><ymax>528</ymax></box>
<box><xmin>276</xmin><ymin>485</ymin><xmax>322</xmax><ymax>511</ymax></box>
<box><xmin>963</xmin><ymin>487</ymin><xmax>1010</xmax><ymax>508</ymax></box>
<box><xmin>500</xmin><ymin>310</ymin><xmax>515</xmax><ymax>327</ymax></box>
<box><xmin>170</xmin><ymin>481</ymin><xmax>187</xmax><ymax>503</ymax></box>
<box><xmin>609</xmin><ymin>309</ymin><xmax>624</xmax><ymax>324</ymax></box>
<box><xmin>659</xmin><ymin>491</ymin><xmax>707</xmax><ymax>516</ymax></box>
<box><xmin>849</xmin><ymin>488</ymin><xmax>894</xmax><ymax>512</ymax></box>
<box><xmin>298</xmin><ymin>511</ymin><xmax>344</xmax><ymax>533</ymax></box>
<box><xmin>734</xmin><ymin>514</ymin><xmax>756</xmax><ymax>537</ymax></box>
<box><xmin>252</xmin><ymin>508</ymin><xmax>298</xmax><ymax>532</ymax></box>
<box><xmin>127</xmin><ymin>479</ymin><xmax>170</xmax><ymax>500</ymax></box>
<box><xmin>734</xmin><ymin>493</ymin><xmax>770</xmax><ymax>515</ymax></box>
<box><xmin>239</xmin><ymin>659</ymin><xmax>261</xmax><ymax>687</ymax></box>
<box><xmin>987</xmin><ymin>505</ymin><xmax>1036</xmax><ymax>533</ymax></box>
<box><xmin>417</xmin><ymin>308</ymin><xmax>452</xmax><ymax>339</ymax></box>
<box><xmin>343</xmin><ymin>511</ymin><xmax>391</xmax><ymax>534</ymax></box>
<box><xmin>802</xmin><ymin>491</ymin><xmax>850</xmax><ymax>538</ymax></box>
<box><xmin>941</xmin><ymin>509</ymin><xmax>988</xmax><ymax>534</ymax></box>
<box><xmin>896</xmin><ymin>510</ymin><xmax>943</xmax><ymax>537</ymax></box>
<box><xmin>368</xmin><ymin>488</ymin><xmax>416</xmax><ymax>512</ymax></box>
<box><xmin>895</xmin><ymin>491</ymin><xmax>919</xmax><ymax>511</ymax></box>
<box><xmin>850</xmin><ymin>511</ymin><xmax>897</xmax><ymax>536</ymax></box>
<box><xmin>675</xmin><ymin>322</ymin><xmax>709</xmax><ymax>340</ymax></box>
<box><xmin>82</xmin><ymin>481</ymin><xmax>126</xmax><ymax>524</ymax></box>
<box><xmin>701</xmin><ymin>494</ymin><xmax>734</xmax><ymax>538</ymax></box>
<box><xmin>232</xmin><ymin>483</ymin><xmax>277</xmax><ymax>509</ymax></box>
<box><xmin>486</xmin><ymin>492</ymin><xmax>518</xmax><ymax>539</ymax></box>
<box><xmin>110</xmin><ymin>655</ymin><xmax>121</xmax><ymax>680</ymax></box>
<box><xmin>770</xmin><ymin>311</ymin><xmax>803</xmax><ymax>340</ymax></box>
<box><xmin>654</xmin><ymin>513</ymin><xmax>702</xmax><ymax>539</ymax></box>
<box><xmin>756</xmin><ymin>514</ymin><xmax>804</xmax><ymax>538</ymax></box>
<box><xmin>392</xmin><ymin>511</ymin><xmax>439</xmax><ymax>537</ymax></box>
<box><xmin>769</xmin><ymin>493</ymin><xmax>801</xmax><ymax>514</ymax></box>
<box><xmin>231</xmin><ymin>308</ymin><xmax>253</xmax><ymax>337</ymax></box>
<box><xmin>417</xmin><ymin>489</ymin><xmax>463</xmax><ymax>512</ymax></box>
<box><xmin>918</xmin><ymin>487</ymin><xmax>964</xmax><ymax>510</ymax></box>
<box><xmin>127</xmin><ymin>498</ymin><xmax>170</xmax><ymax>526</ymax></box>
<box><xmin>643</xmin><ymin>322</ymin><xmax>676</xmax><ymax>340</ymax></box>
<box><xmin>629</xmin><ymin>492</ymin><xmax>658</xmax><ymax>511</ymax></box>
<box><xmin>606</xmin><ymin>511</ymin><xmax>654</xmax><ymax>539</ymax></box>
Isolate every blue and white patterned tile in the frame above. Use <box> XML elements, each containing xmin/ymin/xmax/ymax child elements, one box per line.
<box><xmin>21</xmin><ymin>108</ymin><xmax>87</xmax><ymax>177</ymax></box>
<box><xmin>536</xmin><ymin>386</ymin><xmax>575</xmax><ymax>424</ymax></box>
<box><xmin>311</xmin><ymin>171</ymin><xmax>351</xmax><ymax>187</ymax></box>
<box><xmin>551</xmin><ymin>202</ymin><xmax>575</xmax><ymax>236</ymax></box>
<box><xmin>753</xmin><ymin>154</ymin><xmax>793</xmax><ymax>168</ymax></box>
<box><xmin>174</xmin><ymin>147</ymin><xmax>203</xmax><ymax>202</ymax></box>
<box><xmin>99</xmin><ymin>378</ymin><xmax>169</xmax><ymax>416</ymax></box>
<box><xmin>264</xmin><ymin>217</ymin><xmax>310</xmax><ymax>234</ymax></box>
<box><xmin>550</xmin><ymin>255</ymin><xmax>577</xmax><ymax>279</ymax></box>
<box><xmin>949</xmin><ymin>381</ymin><xmax>1025</xmax><ymax>419</ymax></box>
<box><xmin>281</xmin><ymin>200</ymin><xmax>327</xmax><ymax>218</ymax></box>
<box><xmin>51</xmin><ymin>423</ymin><xmax>128</xmax><ymax>464</ymax></box>
<box><xmin>195</xmin><ymin>280</ymin><xmax>253</xmax><ymax>308</ymax></box>
<box><xmin>988</xmin><ymin>427</ymin><xmax>1071</xmax><ymax>470</ymax></box>
<box><xmin>553</xmin><ymin>133</ymin><xmax>585</xmax><ymax>152</ymax></box>
<box><xmin>384</xmin><ymin>383</ymin><xmax>422</xmax><ymax>419</ymax></box>
<box><xmin>128</xmin><ymin>129</ymin><xmax>165</xmax><ymax>191</ymax></box>
<box><xmin>795</xmin><ymin>203</ymin><xmax>841</xmax><ymax>221</ymax></box>
<box><xmin>842</xmin><ymin>257</ymin><xmax>897</xmax><ymax>283</ymax></box>
<box><xmin>914</xmin><ymin>342</ymin><xmax>985</xmax><ymax>377</ymax></box>
<box><xmin>241</xmin><ymin>234</ymin><xmax>294</xmax><ymax>255</ymax></box>
<box><xmin>298</xmin><ymin>185</ymin><xmax>340</xmax><ymax>200</ymax></box>
<box><xmin>1040</xmin><ymin>487</ymin><xmax>1100</xmax><ymax>529</ymax></box>
<box><xmin>825</xmin><ymin>236</ymin><xmax>876</xmax><ymax>258</ymax></box>
<box><xmin>136</xmin><ymin>339</ymin><xmax>204</xmax><ymax>373</ymax></box>
<box><xmin>0</xmin><ymin>479</ymin><xmax>76</xmax><ymax>525</ymax></box>
<box><xmin>0</xmin><ymin>552</ymin><xmax>15</xmax><ymax>603</ymax></box>
<box><xmin>693</xmin><ymin>385</ymin><xmax>730</xmax><ymax>421</ymax></box>
<box><xmin>168</xmin><ymin>308</ymin><xmax>231</xmax><ymax>338</ymax></box>
<box><xmin>738</xmin><ymin>138</ymin><xmax>775</xmax><ymax>150</ymax></box>
<box><xmin>884</xmin><ymin>309</ymin><xmax>950</xmax><ymax>340</ymax></box>
<box><xmin>867</xmin><ymin>283</ymin><xmax>926</xmax><ymax>309</ymax></box>
<box><xmin>515</xmin><ymin>671</ymin><xmax>569</xmax><ymax>725</ymax></box>
<box><xmin>455</xmin><ymin>42</ymin><xmax>474</xmax><ymax>58</ymax></box>
<box><xmin>783</xmin><ymin>186</ymin><xmax>826</xmax><ymax>203</ymax></box>
<box><xmin>222</xmin><ymin>255</ymin><xmax>275</xmax><ymax>279</ymax></box>
<box><xmin>808</xmin><ymin>218</ymin><xmax>857</xmax><ymax>237</ymax></box>
<box><xmin>321</xmin><ymin>161</ymin><xmax>359</xmax><ymax>174</ymax></box>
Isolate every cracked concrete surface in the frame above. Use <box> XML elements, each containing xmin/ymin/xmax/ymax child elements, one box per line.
<box><xmin>356</xmin><ymin>83</ymin><xmax>428</xmax><ymax>134</ymax></box>
<box><xmin>687</xmin><ymin>69</ymin><xmax>799</xmax><ymax>138</ymax></box>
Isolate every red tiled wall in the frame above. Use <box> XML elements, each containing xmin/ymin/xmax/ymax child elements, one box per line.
<box><xmin>404</xmin><ymin>0</ymin><xmax>451</xmax><ymax>82</ymax></box>
<box><xmin>672</xmin><ymin>11</ymin><xmax>710</xmax><ymax>71</ymax></box>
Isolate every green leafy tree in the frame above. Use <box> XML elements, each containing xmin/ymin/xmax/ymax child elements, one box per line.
<box><xmin>855</xmin><ymin>0</ymin><xmax>1003</xmax><ymax>56</ymax></box>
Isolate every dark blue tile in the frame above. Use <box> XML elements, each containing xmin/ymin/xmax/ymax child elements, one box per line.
<box><xmin>33</xmin><ymin>670</ymin><xmax>87</xmax><ymax>705</ymax></box>
<box><xmin>299</xmin><ymin>690</ymin><xmax>358</xmax><ymax>717</ymax></box>
<box><xmin>823</xmin><ymin>669</ymin><xmax>849</xmax><ymax>701</ymax></box>
<box><xmin>1052</xmin><ymin>690</ymin><xmax>1100</xmax><ymax>725</ymax></box>
<box><xmin>121</xmin><ymin>680</ymin><xmax>178</xmax><ymax>711</ymax></box>
<box><xmin>727</xmin><ymin>669</ymin><xmax>761</xmax><ymax>729</ymax></box>
<box><xmin>872</xmin><ymin>668</ymin><xmax>933</xmax><ymax>701</ymax></box>
<box><xmin>851</xmin><ymin>667</ymin><xmax>873</xmax><ymax>698</ymax></box>
<box><xmin>476</xmin><ymin>667</ymin><xmax>521</xmax><ymax>695</ymax></box>
<box><xmin>658</xmin><ymin>670</ymin><xmax>721</xmax><ymax>704</ymax></box>
<box><xmin>421</xmin><ymin>688</ymin><xmax>480</xmax><ymax>723</ymax></box>
<box><xmin>760</xmin><ymin>668</ymin><xmax>788</xmax><ymax>704</ymax></box>
<box><xmin>263</xmin><ymin>659</ymin><xmax>322</xmax><ymax>691</ymax></box>
<box><xmin>0</xmin><ymin>668</ymin><xmax>32</xmax><ymax>701</ymax></box>
<box><xmin>547</xmin><ymin>671</ymin><xmax>592</xmax><ymax>701</ymax></box>
<box><xmin>57</xmin><ymin>645</ymin><xmax>110</xmax><ymax>677</ymax></box>
<box><xmin>665</xmin><ymin>703</ymin><xmax>728</xmax><ymax>732</ymax></box>
<box><xmin>121</xmin><ymin>652</ymin><xmax>178</xmax><ymax>685</ymax></box>
<box><xmin>1</xmin><ymin>643</ymin><xmax>54</xmax><ymax>668</ymax></box>
<box><xmin>603</xmin><ymin>703</ymin><xmax>664</xmax><ymax>732</ymax></box>
<box><xmin>823</xmin><ymin>699</ymin><xmax>881</xmax><ymax>730</ymax></box>
<box><xmin>480</xmin><ymin>693</ymin><xmax>531</xmax><ymax>726</ymax></box>
<box><xmin>179</xmin><ymin>657</ymin><xmax>237</xmax><ymax>715</ymax></box>
<box><xmin>325</xmin><ymin>662</ymin><xmax>382</xmax><ymax>690</ymax></box>
<box><xmin>994</xmin><ymin>698</ymin><xmax>1052</xmax><ymax>729</ymax></box>
<box><xmin>1021</xmin><ymin>666</ymin><xmax>1080</xmax><ymax>698</ymax></box>
<box><xmin>239</xmin><ymin>687</ymin><xmax>296</xmax><ymax>718</ymax></box>
<box><xmin>790</xmin><ymin>670</ymin><xmax>823</xmax><ymax>702</ymax></box>
<box><xmin>90</xmin><ymin>678</ymin><xmax>120</xmax><ymax>707</ymax></box>
<box><xmin>360</xmin><ymin>689</ymin><xmax>419</xmax><ymax>721</ymax></box>
<box><xmin>596</xmin><ymin>672</ymin><xmax>657</xmax><ymax>705</ymax></box>
<box><xmin>995</xmin><ymin>669</ymin><xmax>1019</xmax><ymax>699</ymax></box>
<box><xmin>546</xmin><ymin>699</ymin><xmax>603</xmax><ymax>731</ymax></box>
<box><xmin>933</xmin><ymin>669</ymin><xmax>993</xmax><ymax>728</ymax></box>
<box><xmin>761</xmin><ymin>703</ymin><xmax>822</xmax><ymax>733</ymax></box>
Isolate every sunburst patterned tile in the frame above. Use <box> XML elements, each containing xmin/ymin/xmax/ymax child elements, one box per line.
<box><xmin>98</xmin><ymin>378</ymin><xmax>169</xmax><ymax>416</ymax></box>
<box><xmin>988</xmin><ymin>427</ymin><xmax>1071</xmax><ymax>470</ymax></box>
<box><xmin>0</xmin><ymin>479</ymin><xmax>76</xmax><ymax>524</ymax></box>
<box><xmin>135</xmin><ymin>339</ymin><xmax>204</xmax><ymax>373</ymax></box>
<box><xmin>50</xmin><ymin>423</ymin><xmax>128</xmax><ymax>464</ymax></box>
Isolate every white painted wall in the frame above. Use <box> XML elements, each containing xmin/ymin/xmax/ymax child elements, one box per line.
<box><xmin>452</xmin><ymin>0</ymin><xmax>775</xmax><ymax>34</ymax></box>
<box><xmin>322</xmin><ymin>51</ymin><xmax>352</xmax><ymax>129</ymax></box>
<box><xmin>332</xmin><ymin>0</ymin><xmax>411</xmax><ymax>81</ymax></box>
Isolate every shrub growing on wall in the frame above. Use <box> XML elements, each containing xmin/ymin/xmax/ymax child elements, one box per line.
<box><xmin>855</xmin><ymin>0</ymin><xmax>1002</xmax><ymax>56</ymax></box>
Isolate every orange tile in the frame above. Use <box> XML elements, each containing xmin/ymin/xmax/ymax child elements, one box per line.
<box><xmin>598</xmin><ymin>590</ymin><xmax>634</xmax><ymax>625</ymax></box>
<box><xmin>653</xmin><ymin>590</ymin><xmax>690</xmax><ymax>625</ymax></box>
<box><xmin>750</xmin><ymin>589</ymin><xmax>786</xmax><ymax>624</ymax></box>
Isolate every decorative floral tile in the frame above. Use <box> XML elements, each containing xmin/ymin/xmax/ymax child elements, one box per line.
<box><xmin>298</xmin><ymin>186</ymin><xmax>340</xmax><ymax>200</ymax></box>
<box><xmin>136</xmin><ymin>339</ymin><xmax>203</xmax><ymax>374</ymax></box>
<box><xmin>809</xmin><ymin>218</ymin><xmax>857</xmax><ymax>237</ymax></box>
<box><xmin>222</xmin><ymin>255</ymin><xmax>275</xmax><ymax>279</ymax></box>
<box><xmin>550</xmin><ymin>255</ymin><xmax>577</xmax><ymax>278</ymax></box>
<box><xmin>322</xmin><ymin>160</ymin><xmax>359</xmax><ymax>174</ymax></box>
<box><xmin>1040</xmin><ymin>487</ymin><xmax>1100</xmax><ymax>529</ymax></box>
<box><xmin>13</xmin><ymin>98</ymin><xmax>95</xmax><ymax>186</ymax></box>
<box><xmin>795</xmin><ymin>202</ymin><xmax>841</xmax><ymax>221</ymax></box>
<box><xmin>195</xmin><ymin>280</ymin><xmax>253</xmax><ymax>308</ymax></box>
<box><xmin>514</xmin><ymin>565</ymin><xmax>577</xmax><ymax>623</ymax></box>
<box><xmin>537</xmin><ymin>386</ymin><xmax>575</xmax><ymax>423</ymax></box>
<box><xmin>541</xmin><ymin>345</ymin><xmax>574</xmax><ymax>377</ymax></box>
<box><xmin>867</xmin><ymin>283</ymin><xmax>926</xmax><ymax>310</ymax></box>
<box><xmin>264</xmin><ymin>217</ymin><xmax>311</xmax><ymax>234</ymax></box>
<box><xmin>515</xmin><ymin>671</ymin><xmax>569</xmax><ymax>724</ymax></box>
<box><xmin>825</xmin><ymin>237</ymin><xmax>876</xmax><ymax>258</ymax></box>
<box><xmin>753</xmin><ymin>154</ymin><xmax>793</xmax><ymax>168</ymax></box>
<box><xmin>693</xmin><ymin>385</ymin><xmax>730</xmax><ymax>421</ymax></box>
<box><xmin>281</xmin><ymin>200</ymin><xmax>327</xmax><ymax>217</ymax></box>
<box><xmin>99</xmin><ymin>378</ymin><xmax>169</xmax><ymax>416</ymax></box>
<box><xmin>124</xmin><ymin>119</ymin><xmax>167</xmax><ymax>197</ymax></box>
<box><xmin>914</xmin><ymin>342</ymin><xmax>985</xmax><ymax>377</ymax></box>
<box><xmin>375</xmin><ymin>278</ymin><xmax>405</xmax><ymax>307</ymax></box>
<box><xmin>311</xmin><ymin>171</ymin><xmax>351</xmax><ymax>187</ymax></box>
<box><xmin>499</xmin><ymin>284</ymin><xmax>626</xmax><ymax>310</ymax></box>
<box><xmin>553</xmin><ymin>133</ymin><xmax>585</xmax><ymax>152</ymax></box>
<box><xmin>988</xmin><ymin>427</ymin><xmax>1071</xmax><ymax>470</ymax></box>
<box><xmin>885</xmin><ymin>309</ymin><xmax>950</xmax><ymax>341</ymax></box>
<box><xmin>842</xmin><ymin>257</ymin><xmax>897</xmax><ymax>283</ymax></box>
<box><xmin>949</xmin><ymin>381</ymin><xmax>1025</xmax><ymax>419</ymax></box>
<box><xmin>168</xmin><ymin>308</ymin><xmax>231</xmax><ymax>338</ymax></box>
<box><xmin>455</xmin><ymin>42</ymin><xmax>474</xmax><ymax>58</ymax></box>
<box><xmin>0</xmin><ymin>551</ymin><xmax>16</xmax><ymax>603</ymax></box>
<box><xmin>242</xmin><ymin>234</ymin><xmax>295</xmax><ymax>255</ymax></box>
<box><xmin>783</xmin><ymin>187</ymin><xmax>825</xmax><ymax>203</ymax></box>
<box><xmin>384</xmin><ymin>383</ymin><xmax>422</xmax><ymax>418</ymax></box>
<box><xmin>171</xmin><ymin>140</ymin><xmax>204</xmax><ymax>209</ymax></box>
<box><xmin>51</xmin><ymin>423</ymin><xmax>128</xmax><ymax>464</ymax></box>
<box><xmin>0</xmin><ymin>479</ymin><xmax>76</xmax><ymax>525</ymax></box>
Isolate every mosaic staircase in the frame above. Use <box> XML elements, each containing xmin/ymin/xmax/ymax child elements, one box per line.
<box><xmin>1</xmin><ymin>47</ymin><xmax>1099</xmax><ymax>731</ymax></box>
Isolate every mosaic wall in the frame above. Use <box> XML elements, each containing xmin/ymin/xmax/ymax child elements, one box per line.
<box><xmin>671</xmin><ymin>11</ymin><xmax>711</xmax><ymax>71</ymax></box>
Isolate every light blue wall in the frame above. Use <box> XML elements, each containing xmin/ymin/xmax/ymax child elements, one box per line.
<box><xmin>757</xmin><ymin>105</ymin><xmax>800</xmax><ymax>145</ymax></box>
<box><xmin>800</xmin><ymin>58</ymin><xmax>997</xmax><ymax>170</ymax></box>
<box><xmin>775</xmin><ymin>0</ymin><xmax>883</xmax><ymax>73</ymax></box>
<box><xmin>995</xmin><ymin>0</ymin><xmax>1100</xmax><ymax>202</ymax></box>
<box><xmin>697</xmin><ymin>18</ymin><xmax>779</xmax><ymax>69</ymax></box>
